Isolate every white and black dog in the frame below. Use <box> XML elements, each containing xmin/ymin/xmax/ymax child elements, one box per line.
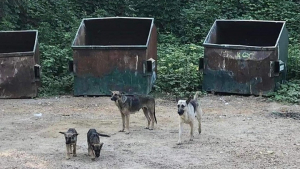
<box><xmin>177</xmin><ymin>92</ymin><xmax>202</xmax><ymax>145</ymax></box>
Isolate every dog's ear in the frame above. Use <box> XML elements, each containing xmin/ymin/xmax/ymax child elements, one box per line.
<box><xmin>121</xmin><ymin>95</ymin><xmax>127</xmax><ymax>103</ymax></box>
<box><xmin>121</xmin><ymin>91</ymin><xmax>125</xmax><ymax>95</ymax></box>
<box><xmin>175</xmin><ymin>96</ymin><xmax>179</xmax><ymax>103</ymax></box>
<box><xmin>186</xmin><ymin>97</ymin><xmax>192</xmax><ymax>105</ymax></box>
<box><xmin>59</xmin><ymin>132</ymin><xmax>65</xmax><ymax>135</ymax></box>
<box><xmin>74</xmin><ymin>133</ymin><xmax>79</xmax><ymax>136</ymax></box>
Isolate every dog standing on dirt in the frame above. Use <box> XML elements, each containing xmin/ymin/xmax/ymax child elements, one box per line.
<box><xmin>110</xmin><ymin>91</ymin><xmax>157</xmax><ymax>134</ymax></box>
<box><xmin>59</xmin><ymin>128</ymin><xmax>79</xmax><ymax>159</ymax></box>
<box><xmin>177</xmin><ymin>92</ymin><xmax>202</xmax><ymax>145</ymax></box>
<box><xmin>87</xmin><ymin>129</ymin><xmax>110</xmax><ymax>160</ymax></box>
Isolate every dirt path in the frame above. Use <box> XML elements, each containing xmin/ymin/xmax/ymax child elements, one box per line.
<box><xmin>0</xmin><ymin>95</ymin><xmax>299</xmax><ymax>169</ymax></box>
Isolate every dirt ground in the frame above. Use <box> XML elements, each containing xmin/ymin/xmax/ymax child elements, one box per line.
<box><xmin>0</xmin><ymin>94</ymin><xmax>300</xmax><ymax>169</ymax></box>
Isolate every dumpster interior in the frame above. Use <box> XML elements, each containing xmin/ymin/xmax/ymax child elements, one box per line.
<box><xmin>209</xmin><ymin>21</ymin><xmax>284</xmax><ymax>46</ymax></box>
<box><xmin>0</xmin><ymin>31</ymin><xmax>36</xmax><ymax>53</ymax></box>
<box><xmin>84</xmin><ymin>18</ymin><xmax>152</xmax><ymax>46</ymax></box>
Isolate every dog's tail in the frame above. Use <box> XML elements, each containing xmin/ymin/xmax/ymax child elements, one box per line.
<box><xmin>97</xmin><ymin>133</ymin><xmax>111</xmax><ymax>137</ymax></box>
<box><xmin>154</xmin><ymin>100</ymin><xmax>157</xmax><ymax>124</ymax></box>
<box><xmin>193</xmin><ymin>91</ymin><xmax>200</xmax><ymax>100</ymax></box>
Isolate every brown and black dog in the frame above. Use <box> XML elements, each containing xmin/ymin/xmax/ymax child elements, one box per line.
<box><xmin>59</xmin><ymin>128</ymin><xmax>79</xmax><ymax>159</ymax></box>
<box><xmin>111</xmin><ymin>91</ymin><xmax>157</xmax><ymax>134</ymax></box>
<box><xmin>87</xmin><ymin>129</ymin><xmax>110</xmax><ymax>160</ymax></box>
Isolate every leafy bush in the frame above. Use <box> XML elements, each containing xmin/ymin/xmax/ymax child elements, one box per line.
<box><xmin>287</xmin><ymin>44</ymin><xmax>300</xmax><ymax>80</ymax></box>
<box><xmin>156</xmin><ymin>37</ymin><xmax>203</xmax><ymax>97</ymax></box>
<box><xmin>267</xmin><ymin>80</ymin><xmax>300</xmax><ymax>104</ymax></box>
<box><xmin>38</xmin><ymin>44</ymin><xmax>73</xmax><ymax>96</ymax></box>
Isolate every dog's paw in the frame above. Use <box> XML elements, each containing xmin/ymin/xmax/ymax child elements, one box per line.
<box><xmin>177</xmin><ymin>141</ymin><xmax>182</xmax><ymax>145</ymax></box>
<box><xmin>125</xmin><ymin>131</ymin><xmax>130</xmax><ymax>134</ymax></box>
<box><xmin>91</xmin><ymin>158</ymin><xmax>95</xmax><ymax>161</ymax></box>
<box><xmin>189</xmin><ymin>138</ymin><xmax>193</xmax><ymax>141</ymax></box>
<box><xmin>144</xmin><ymin>127</ymin><xmax>149</xmax><ymax>129</ymax></box>
<box><xmin>148</xmin><ymin>128</ymin><xmax>153</xmax><ymax>130</ymax></box>
<box><xmin>66</xmin><ymin>156</ymin><xmax>70</xmax><ymax>160</ymax></box>
<box><xmin>73</xmin><ymin>154</ymin><xmax>77</xmax><ymax>157</ymax></box>
<box><xmin>119</xmin><ymin>129</ymin><xmax>125</xmax><ymax>132</ymax></box>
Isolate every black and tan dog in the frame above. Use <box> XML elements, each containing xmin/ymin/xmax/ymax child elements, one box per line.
<box><xmin>59</xmin><ymin>128</ymin><xmax>79</xmax><ymax>159</ymax></box>
<box><xmin>176</xmin><ymin>92</ymin><xmax>202</xmax><ymax>145</ymax></box>
<box><xmin>111</xmin><ymin>91</ymin><xmax>157</xmax><ymax>134</ymax></box>
<box><xmin>87</xmin><ymin>129</ymin><xmax>110</xmax><ymax>160</ymax></box>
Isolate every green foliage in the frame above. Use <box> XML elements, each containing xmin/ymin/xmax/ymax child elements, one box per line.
<box><xmin>267</xmin><ymin>80</ymin><xmax>300</xmax><ymax>104</ymax></box>
<box><xmin>287</xmin><ymin>44</ymin><xmax>300</xmax><ymax>80</ymax></box>
<box><xmin>156</xmin><ymin>36</ymin><xmax>203</xmax><ymax>97</ymax></box>
<box><xmin>0</xmin><ymin>0</ymin><xmax>300</xmax><ymax>98</ymax></box>
<box><xmin>38</xmin><ymin>44</ymin><xmax>73</xmax><ymax>96</ymax></box>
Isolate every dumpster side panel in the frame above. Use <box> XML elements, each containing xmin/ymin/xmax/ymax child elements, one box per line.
<box><xmin>73</xmin><ymin>23</ymin><xmax>86</xmax><ymax>46</ymax></box>
<box><xmin>145</xmin><ymin>25</ymin><xmax>157</xmax><ymax>93</ymax></box>
<box><xmin>276</xmin><ymin>26</ymin><xmax>288</xmax><ymax>84</ymax></box>
<box><xmin>0</xmin><ymin>56</ymin><xmax>37</xmax><ymax>98</ymax></box>
<box><xmin>203</xmin><ymin>48</ymin><xmax>276</xmax><ymax>95</ymax></box>
<box><xmin>147</xmin><ymin>25</ymin><xmax>157</xmax><ymax>63</ymax></box>
<box><xmin>73</xmin><ymin>49</ymin><xmax>149</xmax><ymax>95</ymax></box>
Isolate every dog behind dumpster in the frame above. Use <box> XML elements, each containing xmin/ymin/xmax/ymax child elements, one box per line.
<box><xmin>59</xmin><ymin>128</ymin><xmax>79</xmax><ymax>159</ymax></box>
<box><xmin>111</xmin><ymin>91</ymin><xmax>157</xmax><ymax>134</ymax></box>
<box><xmin>176</xmin><ymin>92</ymin><xmax>202</xmax><ymax>145</ymax></box>
<box><xmin>87</xmin><ymin>129</ymin><xmax>110</xmax><ymax>160</ymax></box>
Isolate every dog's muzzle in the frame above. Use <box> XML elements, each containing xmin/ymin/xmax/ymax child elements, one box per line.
<box><xmin>111</xmin><ymin>97</ymin><xmax>117</xmax><ymax>101</ymax></box>
<box><xmin>178</xmin><ymin>109</ymin><xmax>184</xmax><ymax>116</ymax></box>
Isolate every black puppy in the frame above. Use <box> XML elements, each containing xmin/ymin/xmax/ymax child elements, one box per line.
<box><xmin>87</xmin><ymin>129</ymin><xmax>110</xmax><ymax>160</ymax></box>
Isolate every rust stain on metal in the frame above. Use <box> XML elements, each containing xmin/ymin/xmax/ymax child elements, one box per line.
<box><xmin>74</xmin><ymin>49</ymin><xmax>146</xmax><ymax>77</ymax></box>
<box><xmin>202</xmin><ymin>20</ymin><xmax>288</xmax><ymax>95</ymax></box>
<box><xmin>71</xmin><ymin>17</ymin><xmax>157</xmax><ymax>96</ymax></box>
<box><xmin>0</xmin><ymin>30</ymin><xmax>40</xmax><ymax>98</ymax></box>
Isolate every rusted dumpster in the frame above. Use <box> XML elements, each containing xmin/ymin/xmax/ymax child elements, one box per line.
<box><xmin>71</xmin><ymin>17</ymin><xmax>157</xmax><ymax>96</ymax></box>
<box><xmin>0</xmin><ymin>30</ymin><xmax>40</xmax><ymax>98</ymax></box>
<box><xmin>202</xmin><ymin>20</ymin><xmax>288</xmax><ymax>95</ymax></box>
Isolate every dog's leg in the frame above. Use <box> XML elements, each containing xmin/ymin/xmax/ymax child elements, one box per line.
<box><xmin>119</xmin><ymin>113</ymin><xmax>125</xmax><ymax>132</ymax></box>
<box><xmin>189</xmin><ymin>122</ymin><xmax>194</xmax><ymax>141</ymax></box>
<box><xmin>73</xmin><ymin>143</ymin><xmax>77</xmax><ymax>157</ymax></box>
<box><xmin>88</xmin><ymin>143</ymin><xmax>92</xmax><ymax>156</ymax></box>
<box><xmin>91</xmin><ymin>149</ymin><xmax>95</xmax><ymax>160</ymax></box>
<box><xmin>66</xmin><ymin>144</ymin><xmax>70</xmax><ymax>159</ymax></box>
<box><xmin>197</xmin><ymin>114</ymin><xmax>202</xmax><ymax>134</ymax></box>
<box><xmin>177</xmin><ymin>122</ymin><xmax>183</xmax><ymax>145</ymax></box>
<box><xmin>99</xmin><ymin>142</ymin><xmax>104</xmax><ymax>156</ymax></box>
<box><xmin>196</xmin><ymin>109</ymin><xmax>202</xmax><ymax>134</ymax></box>
<box><xmin>125</xmin><ymin>114</ymin><xmax>130</xmax><ymax>134</ymax></box>
<box><xmin>143</xmin><ymin>108</ymin><xmax>150</xmax><ymax>129</ymax></box>
<box><xmin>149</xmin><ymin>110</ymin><xmax>155</xmax><ymax>130</ymax></box>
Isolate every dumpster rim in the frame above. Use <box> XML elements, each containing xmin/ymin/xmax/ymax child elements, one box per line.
<box><xmin>202</xmin><ymin>43</ymin><xmax>276</xmax><ymax>51</ymax></box>
<box><xmin>0</xmin><ymin>30</ymin><xmax>38</xmax><ymax>57</ymax></box>
<box><xmin>0</xmin><ymin>51</ymin><xmax>35</xmax><ymax>58</ymax></box>
<box><xmin>203</xmin><ymin>19</ymin><xmax>286</xmax><ymax>50</ymax></box>
<box><xmin>71</xmin><ymin>17</ymin><xmax>155</xmax><ymax>48</ymax></box>
<box><xmin>71</xmin><ymin>45</ymin><xmax>148</xmax><ymax>50</ymax></box>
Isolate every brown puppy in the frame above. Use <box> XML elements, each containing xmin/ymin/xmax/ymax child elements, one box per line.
<box><xmin>111</xmin><ymin>91</ymin><xmax>157</xmax><ymax>134</ymax></box>
<box><xmin>87</xmin><ymin>129</ymin><xmax>110</xmax><ymax>160</ymax></box>
<box><xmin>59</xmin><ymin>128</ymin><xmax>78</xmax><ymax>159</ymax></box>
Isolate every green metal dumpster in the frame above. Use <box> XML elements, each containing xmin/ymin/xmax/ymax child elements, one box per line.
<box><xmin>0</xmin><ymin>30</ymin><xmax>40</xmax><ymax>98</ymax></box>
<box><xmin>71</xmin><ymin>17</ymin><xmax>157</xmax><ymax>96</ymax></box>
<box><xmin>202</xmin><ymin>20</ymin><xmax>288</xmax><ymax>95</ymax></box>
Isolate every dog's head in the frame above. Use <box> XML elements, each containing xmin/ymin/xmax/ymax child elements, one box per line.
<box><xmin>59</xmin><ymin>131</ymin><xmax>78</xmax><ymax>144</ymax></box>
<box><xmin>177</xmin><ymin>97</ymin><xmax>192</xmax><ymax>116</ymax></box>
<box><xmin>92</xmin><ymin>143</ymin><xmax>102</xmax><ymax>157</ymax></box>
<box><xmin>89</xmin><ymin>133</ymin><xmax>103</xmax><ymax>157</ymax></box>
<box><xmin>110</xmin><ymin>91</ymin><xmax>127</xmax><ymax>103</ymax></box>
